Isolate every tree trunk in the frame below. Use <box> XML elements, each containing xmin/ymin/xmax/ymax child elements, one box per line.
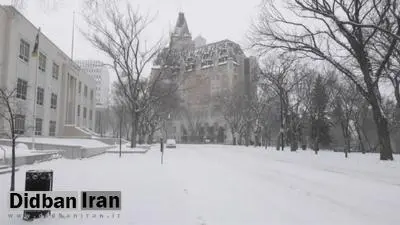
<box><xmin>276</xmin><ymin>136</ymin><xmax>280</xmax><ymax>151</ymax></box>
<box><xmin>355</xmin><ymin>121</ymin><xmax>365</xmax><ymax>154</ymax></box>
<box><xmin>290</xmin><ymin>124</ymin><xmax>298</xmax><ymax>152</ymax></box>
<box><xmin>341</xmin><ymin>121</ymin><xmax>350</xmax><ymax>158</ymax></box>
<box><xmin>245</xmin><ymin>122</ymin><xmax>250</xmax><ymax>147</ymax></box>
<box><xmin>344</xmin><ymin>134</ymin><xmax>350</xmax><ymax>158</ymax></box>
<box><xmin>147</xmin><ymin>131</ymin><xmax>154</xmax><ymax>145</ymax></box>
<box><xmin>314</xmin><ymin>130</ymin><xmax>319</xmax><ymax>155</ymax></box>
<box><xmin>369</xmin><ymin>100</ymin><xmax>393</xmax><ymax>160</ymax></box>
<box><xmin>10</xmin><ymin>138</ymin><xmax>15</xmax><ymax>191</ymax></box>
<box><xmin>130</xmin><ymin>114</ymin><xmax>138</xmax><ymax>148</ymax></box>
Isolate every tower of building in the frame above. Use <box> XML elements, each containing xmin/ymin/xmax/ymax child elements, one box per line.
<box><xmin>170</xmin><ymin>12</ymin><xmax>194</xmax><ymax>51</ymax></box>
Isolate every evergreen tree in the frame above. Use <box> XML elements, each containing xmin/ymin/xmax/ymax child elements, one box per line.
<box><xmin>310</xmin><ymin>75</ymin><xmax>331</xmax><ymax>154</ymax></box>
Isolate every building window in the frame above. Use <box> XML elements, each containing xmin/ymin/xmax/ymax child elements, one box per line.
<box><xmin>84</xmin><ymin>85</ymin><xmax>88</xmax><ymax>97</ymax></box>
<box><xmin>52</xmin><ymin>63</ymin><xmax>59</xmax><ymax>79</ymax></box>
<box><xmin>16</xmin><ymin>79</ymin><xmax>28</xmax><ymax>100</ymax></box>
<box><xmin>49</xmin><ymin>121</ymin><xmax>56</xmax><ymax>136</ymax></box>
<box><xmin>36</xmin><ymin>87</ymin><xmax>44</xmax><ymax>105</ymax></box>
<box><xmin>90</xmin><ymin>90</ymin><xmax>94</xmax><ymax>101</ymax></box>
<box><xmin>83</xmin><ymin>107</ymin><xmax>87</xmax><ymax>119</ymax></box>
<box><xmin>77</xmin><ymin>105</ymin><xmax>80</xmax><ymax>116</ymax></box>
<box><xmin>89</xmin><ymin>109</ymin><xmax>92</xmax><ymax>120</ymax></box>
<box><xmin>50</xmin><ymin>93</ymin><xmax>57</xmax><ymax>109</ymax></box>
<box><xmin>15</xmin><ymin>114</ymin><xmax>25</xmax><ymax>134</ymax></box>
<box><xmin>78</xmin><ymin>82</ymin><xmax>82</xmax><ymax>94</ymax></box>
<box><xmin>218</xmin><ymin>56</ymin><xmax>228</xmax><ymax>63</ymax></box>
<box><xmin>19</xmin><ymin>39</ymin><xmax>30</xmax><ymax>62</ymax></box>
<box><xmin>35</xmin><ymin>118</ymin><xmax>42</xmax><ymax>136</ymax></box>
<box><xmin>39</xmin><ymin>52</ymin><xmax>46</xmax><ymax>72</ymax></box>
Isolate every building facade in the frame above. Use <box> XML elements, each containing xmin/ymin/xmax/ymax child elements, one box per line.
<box><xmin>75</xmin><ymin>60</ymin><xmax>110</xmax><ymax>106</ymax></box>
<box><xmin>75</xmin><ymin>60</ymin><xmax>110</xmax><ymax>135</ymax></box>
<box><xmin>151</xmin><ymin>12</ymin><xmax>258</xmax><ymax>144</ymax></box>
<box><xmin>0</xmin><ymin>5</ymin><xmax>96</xmax><ymax>137</ymax></box>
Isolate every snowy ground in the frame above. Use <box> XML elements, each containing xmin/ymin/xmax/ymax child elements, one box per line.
<box><xmin>106</xmin><ymin>143</ymin><xmax>151</xmax><ymax>152</ymax></box>
<box><xmin>1</xmin><ymin>144</ymin><xmax>400</xmax><ymax>225</ymax></box>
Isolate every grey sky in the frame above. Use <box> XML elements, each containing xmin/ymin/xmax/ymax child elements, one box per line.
<box><xmin>1</xmin><ymin>0</ymin><xmax>262</xmax><ymax>84</ymax></box>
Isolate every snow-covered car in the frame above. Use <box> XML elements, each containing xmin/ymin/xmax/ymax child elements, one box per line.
<box><xmin>166</xmin><ymin>139</ymin><xmax>176</xmax><ymax>148</ymax></box>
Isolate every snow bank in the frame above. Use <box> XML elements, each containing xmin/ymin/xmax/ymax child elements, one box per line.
<box><xmin>13</xmin><ymin>137</ymin><xmax>110</xmax><ymax>148</ymax></box>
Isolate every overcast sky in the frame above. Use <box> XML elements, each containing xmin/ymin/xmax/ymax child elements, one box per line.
<box><xmin>0</xmin><ymin>0</ymin><xmax>262</xmax><ymax>84</ymax></box>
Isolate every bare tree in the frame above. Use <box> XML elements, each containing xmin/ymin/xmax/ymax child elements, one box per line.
<box><xmin>331</xmin><ymin>76</ymin><xmax>363</xmax><ymax>157</ymax></box>
<box><xmin>259</xmin><ymin>55</ymin><xmax>309</xmax><ymax>150</ymax></box>
<box><xmin>251</xmin><ymin>0</ymin><xmax>400</xmax><ymax>160</ymax></box>
<box><xmin>0</xmin><ymin>87</ymin><xmax>22</xmax><ymax>191</ymax></box>
<box><xmin>215</xmin><ymin>88</ymin><xmax>247</xmax><ymax>145</ymax></box>
<box><xmin>82</xmin><ymin>0</ymin><xmax>168</xmax><ymax>147</ymax></box>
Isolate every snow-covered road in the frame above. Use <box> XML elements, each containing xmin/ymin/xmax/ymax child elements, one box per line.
<box><xmin>1</xmin><ymin>144</ymin><xmax>400</xmax><ymax>225</ymax></box>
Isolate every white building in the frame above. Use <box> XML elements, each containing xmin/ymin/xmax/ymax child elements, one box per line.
<box><xmin>75</xmin><ymin>60</ymin><xmax>110</xmax><ymax>135</ymax></box>
<box><xmin>0</xmin><ymin>5</ymin><xmax>96</xmax><ymax>137</ymax></box>
<box><xmin>75</xmin><ymin>60</ymin><xmax>110</xmax><ymax>106</ymax></box>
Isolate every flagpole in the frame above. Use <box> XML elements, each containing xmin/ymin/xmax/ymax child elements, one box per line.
<box><xmin>71</xmin><ymin>11</ymin><xmax>75</xmax><ymax>60</ymax></box>
<box><xmin>32</xmin><ymin>28</ymin><xmax>40</xmax><ymax>151</ymax></box>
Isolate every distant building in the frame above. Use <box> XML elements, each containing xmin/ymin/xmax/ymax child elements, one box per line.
<box><xmin>75</xmin><ymin>60</ymin><xmax>110</xmax><ymax>135</ymax></box>
<box><xmin>0</xmin><ymin>5</ymin><xmax>96</xmax><ymax>137</ymax></box>
<box><xmin>151</xmin><ymin>12</ymin><xmax>259</xmax><ymax>144</ymax></box>
<box><xmin>75</xmin><ymin>60</ymin><xmax>110</xmax><ymax>107</ymax></box>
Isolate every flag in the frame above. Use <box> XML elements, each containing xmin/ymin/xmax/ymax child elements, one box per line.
<box><xmin>31</xmin><ymin>27</ymin><xmax>40</xmax><ymax>58</ymax></box>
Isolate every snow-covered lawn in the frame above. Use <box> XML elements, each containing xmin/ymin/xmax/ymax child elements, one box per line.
<box><xmin>1</xmin><ymin>144</ymin><xmax>399</xmax><ymax>225</ymax></box>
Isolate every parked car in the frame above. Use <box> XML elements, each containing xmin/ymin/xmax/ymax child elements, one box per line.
<box><xmin>166</xmin><ymin>139</ymin><xmax>177</xmax><ymax>148</ymax></box>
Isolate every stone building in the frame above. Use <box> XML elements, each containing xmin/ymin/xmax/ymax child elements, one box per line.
<box><xmin>0</xmin><ymin>5</ymin><xmax>96</xmax><ymax>137</ymax></box>
<box><xmin>151</xmin><ymin>12</ymin><xmax>258</xmax><ymax>144</ymax></box>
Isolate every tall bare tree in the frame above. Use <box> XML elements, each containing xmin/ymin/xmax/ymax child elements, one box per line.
<box><xmin>215</xmin><ymin>88</ymin><xmax>246</xmax><ymax>145</ymax></box>
<box><xmin>251</xmin><ymin>0</ymin><xmax>400</xmax><ymax>160</ymax></box>
<box><xmin>82</xmin><ymin>0</ymin><xmax>171</xmax><ymax>147</ymax></box>
<box><xmin>0</xmin><ymin>87</ymin><xmax>22</xmax><ymax>191</ymax></box>
<box><xmin>259</xmin><ymin>55</ymin><xmax>309</xmax><ymax>150</ymax></box>
<box><xmin>331</xmin><ymin>77</ymin><xmax>363</xmax><ymax>157</ymax></box>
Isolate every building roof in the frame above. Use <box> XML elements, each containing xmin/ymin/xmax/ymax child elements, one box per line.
<box><xmin>154</xmin><ymin>39</ymin><xmax>245</xmax><ymax>66</ymax></box>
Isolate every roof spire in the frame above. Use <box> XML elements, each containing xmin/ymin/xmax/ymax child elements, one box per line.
<box><xmin>173</xmin><ymin>12</ymin><xmax>191</xmax><ymax>38</ymax></box>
